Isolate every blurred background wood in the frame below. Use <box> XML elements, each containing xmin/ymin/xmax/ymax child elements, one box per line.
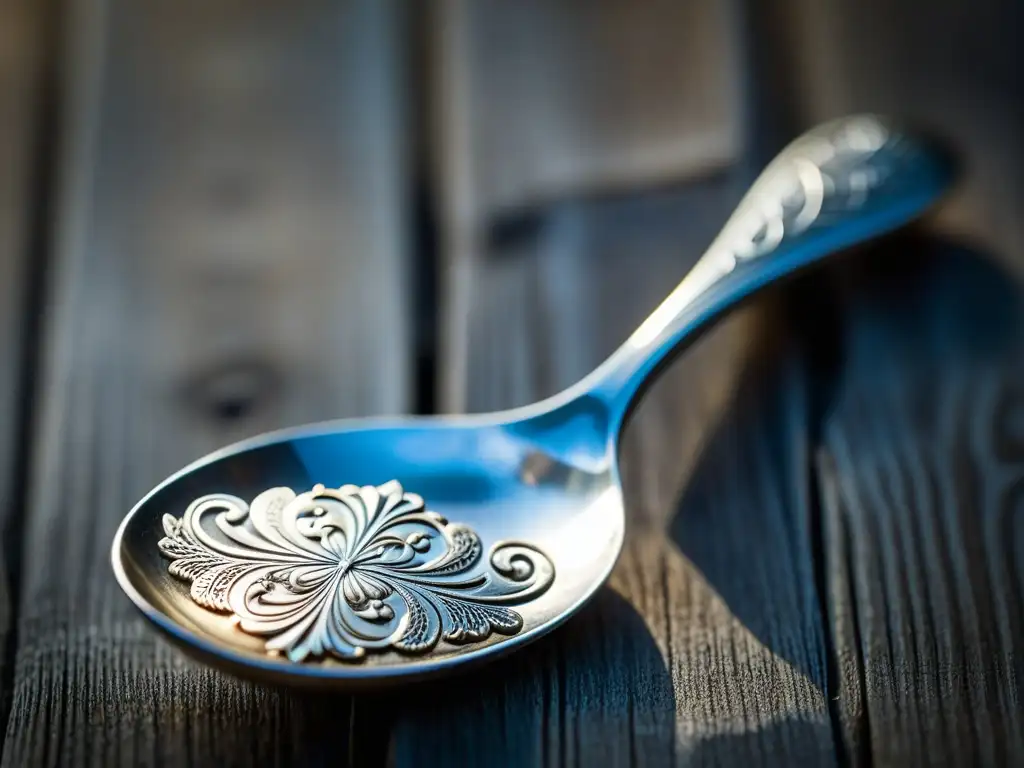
<box><xmin>429</xmin><ymin>0</ymin><xmax>744</xmax><ymax>411</ymax></box>
<box><xmin>0</xmin><ymin>0</ymin><xmax>46</xmax><ymax>726</ymax></box>
<box><xmin>784</xmin><ymin>0</ymin><xmax>1024</xmax><ymax>270</ymax></box>
<box><xmin>1</xmin><ymin>0</ymin><xmax>410</xmax><ymax>764</ymax></box>
<box><xmin>0</xmin><ymin>0</ymin><xmax>1020</xmax><ymax>765</ymax></box>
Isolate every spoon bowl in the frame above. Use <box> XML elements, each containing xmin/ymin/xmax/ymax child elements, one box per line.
<box><xmin>114</xmin><ymin>415</ymin><xmax>621</xmax><ymax>687</ymax></box>
<box><xmin>113</xmin><ymin>115</ymin><xmax>954</xmax><ymax>688</ymax></box>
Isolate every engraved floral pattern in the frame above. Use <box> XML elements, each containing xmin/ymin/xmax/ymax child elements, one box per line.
<box><xmin>157</xmin><ymin>480</ymin><xmax>554</xmax><ymax>662</ymax></box>
<box><xmin>716</xmin><ymin>116</ymin><xmax>897</xmax><ymax>265</ymax></box>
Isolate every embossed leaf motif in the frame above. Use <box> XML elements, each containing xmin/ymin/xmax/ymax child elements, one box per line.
<box><xmin>157</xmin><ymin>481</ymin><xmax>554</xmax><ymax>662</ymax></box>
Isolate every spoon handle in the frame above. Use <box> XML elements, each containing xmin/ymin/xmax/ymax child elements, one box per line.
<box><xmin>576</xmin><ymin>114</ymin><xmax>954</xmax><ymax>434</ymax></box>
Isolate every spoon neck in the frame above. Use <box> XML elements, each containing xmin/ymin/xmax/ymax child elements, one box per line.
<box><xmin>575</xmin><ymin>256</ymin><xmax>730</xmax><ymax>435</ymax></box>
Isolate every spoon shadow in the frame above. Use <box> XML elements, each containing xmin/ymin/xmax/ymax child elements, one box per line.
<box><xmin>241</xmin><ymin>588</ymin><xmax>671</xmax><ymax>766</ymax></box>
<box><xmin>384</xmin><ymin>586</ymin><xmax>675</xmax><ymax>767</ymax></box>
<box><xmin>668</xmin><ymin>232</ymin><xmax>1021</xmax><ymax>700</ymax></box>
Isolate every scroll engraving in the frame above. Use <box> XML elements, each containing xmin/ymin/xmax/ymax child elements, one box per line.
<box><xmin>716</xmin><ymin>115</ymin><xmax>898</xmax><ymax>266</ymax></box>
<box><xmin>157</xmin><ymin>481</ymin><xmax>554</xmax><ymax>662</ymax></box>
<box><xmin>631</xmin><ymin>116</ymin><xmax>910</xmax><ymax>348</ymax></box>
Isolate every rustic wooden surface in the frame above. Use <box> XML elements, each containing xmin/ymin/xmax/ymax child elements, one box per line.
<box><xmin>785</xmin><ymin>0</ymin><xmax>1024</xmax><ymax>269</ymax></box>
<box><xmin>2</xmin><ymin>0</ymin><xmax>411</xmax><ymax>764</ymax></box>
<box><xmin>0</xmin><ymin>0</ymin><xmax>45</xmax><ymax>732</ymax></box>
<box><xmin>818</xmin><ymin>244</ymin><xmax>1024</xmax><ymax>766</ymax></box>
<box><xmin>0</xmin><ymin>0</ymin><xmax>1021</xmax><ymax>766</ymax></box>
<box><xmin>429</xmin><ymin>0</ymin><xmax>744</xmax><ymax>411</ymax></box>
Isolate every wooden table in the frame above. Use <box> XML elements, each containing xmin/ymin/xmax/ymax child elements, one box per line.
<box><xmin>0</xmin><ymin>1</ymin><xmax>1022</xmax><ymax>765</ymax></box>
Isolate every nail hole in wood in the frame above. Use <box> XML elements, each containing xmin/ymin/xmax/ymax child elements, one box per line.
<box><xmin>184</xmin><ymin>360</ymin><xmax>278</xmax><ymax>424</ymax></box>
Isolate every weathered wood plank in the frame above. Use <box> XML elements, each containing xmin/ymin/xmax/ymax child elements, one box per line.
<box><xmin>0</xmin><ymin>0</ymin><xmax>46</xmax><ymax>722</ymax></box>
<box><xmin>431</xmin><ymin>0</ymin><xmax>742</xmax><ymax>219</ymax></box>
<box><xmin>741</xmin><ymin>0</ymin><xmax>1024</xmax><ymax>759</ymax></box>
<box><xmin>430</xmin><ymin>0</ymin><xmax>744</xmax><ymax>412</ymax></box>
<box><xmin>818</xmin><ymin>243</ymin><xmax>1024</xmax><ymax>765</ymax></box>
<box><xmin>392</xmin><ymin>183</ymin><xmax>838</xmax><ymax>765</ymax></box>
<box><xmin>2</xmin><ymin>0</ymin><xmax>409</xmax><ymax>765</ymax></box>
<box><xmin>784</xmin><ymin>0</ymin><xmax>1024</xmax><ymax>271</ymax></box>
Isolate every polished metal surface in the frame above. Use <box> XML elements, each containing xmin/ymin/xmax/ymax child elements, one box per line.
<box><xmin>112</xmin><ymin>115</ymin><xmax>954</xmax><ymax>688</ymax></box>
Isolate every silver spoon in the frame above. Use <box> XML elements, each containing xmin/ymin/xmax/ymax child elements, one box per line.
<box><xmin>112</xmin><ymin>115</ymin><xmax>953</xmax><ymax>688</ymax></box>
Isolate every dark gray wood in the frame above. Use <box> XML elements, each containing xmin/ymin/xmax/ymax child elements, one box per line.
<box><xmin>818</xmin><ymin>244</ymin><xmax>1024</xmax><ymax>766</ymax></box>
<box><xmin>1</xmin><ymin>0</ymin><xmax>409</xmax><ymax>765</ymax></box>
<box><xmin>391</xmin><ymin>185</ymin><xmax>838</xmax><ymax>766</ymax></box>
<box><xmin>780</xmin><ymin>1</ymin><xmax>1024</xmax><ymax>760</ymax></box>
<box><xmin>3</xmin><ymin>0</ymin><xmax>1024</xmax><ymax>765</ymax></box>
<box><xmin>429</xmin><ymin>0</ymin><xmax>744</xmax><ymax>411</ymax></box>
<box><xmin>0</xmin><ymin>0</ymin><xmax>45</xmax><ymax>721</ymax></box>
<box><xmin>785</xmin><ymin>0</ymin><xmax>1024</xmax><ymax>270</ymax></box>
<box><xmin>429</xmin><ymin>0</ymin><xmax>741</xmax><ymax>217</ymax></box>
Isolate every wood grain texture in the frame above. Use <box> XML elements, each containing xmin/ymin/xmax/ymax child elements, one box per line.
<box><xmin>431</xmin><ymin>0</ymin><xmax>742</xmax><ymax>218</ymax></box>
<box><xmin>818</xmin><ymin>243</ymin><xmax>1024</xmax><ymax>765</ymax></box>
<box><xmin>1</xmin><ymin>0</ymin><xmax>409</xmax><ymax>765</ymax></box>
<box><xmin>2</xmin><ymin>0</ymin><xmax>1023</xmax><ymax>765</ymax></box>
<box><xmin>738</xmin><ymin>0</ymin><xmax>1024</xmax><ymax>757</ymax></box>
<box><xmin>430</xmin><ymin>0</ymin><xmax>743</xmax><ymax>411</ymax></box>
<box><xmin>392</xmin><ymin>183</ymin><xmax>838</xmax><ymax>766</ymax></box>
<box><xmin>0</xmin><ymin>0</ymin><xmax>45</xmax><ymax>724</ymax></box>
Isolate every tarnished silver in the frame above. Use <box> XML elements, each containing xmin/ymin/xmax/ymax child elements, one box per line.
<box><xmin>113</xmin><ymin>115</ymin><xmax>954</xmax><ymax>688</ymax></box>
